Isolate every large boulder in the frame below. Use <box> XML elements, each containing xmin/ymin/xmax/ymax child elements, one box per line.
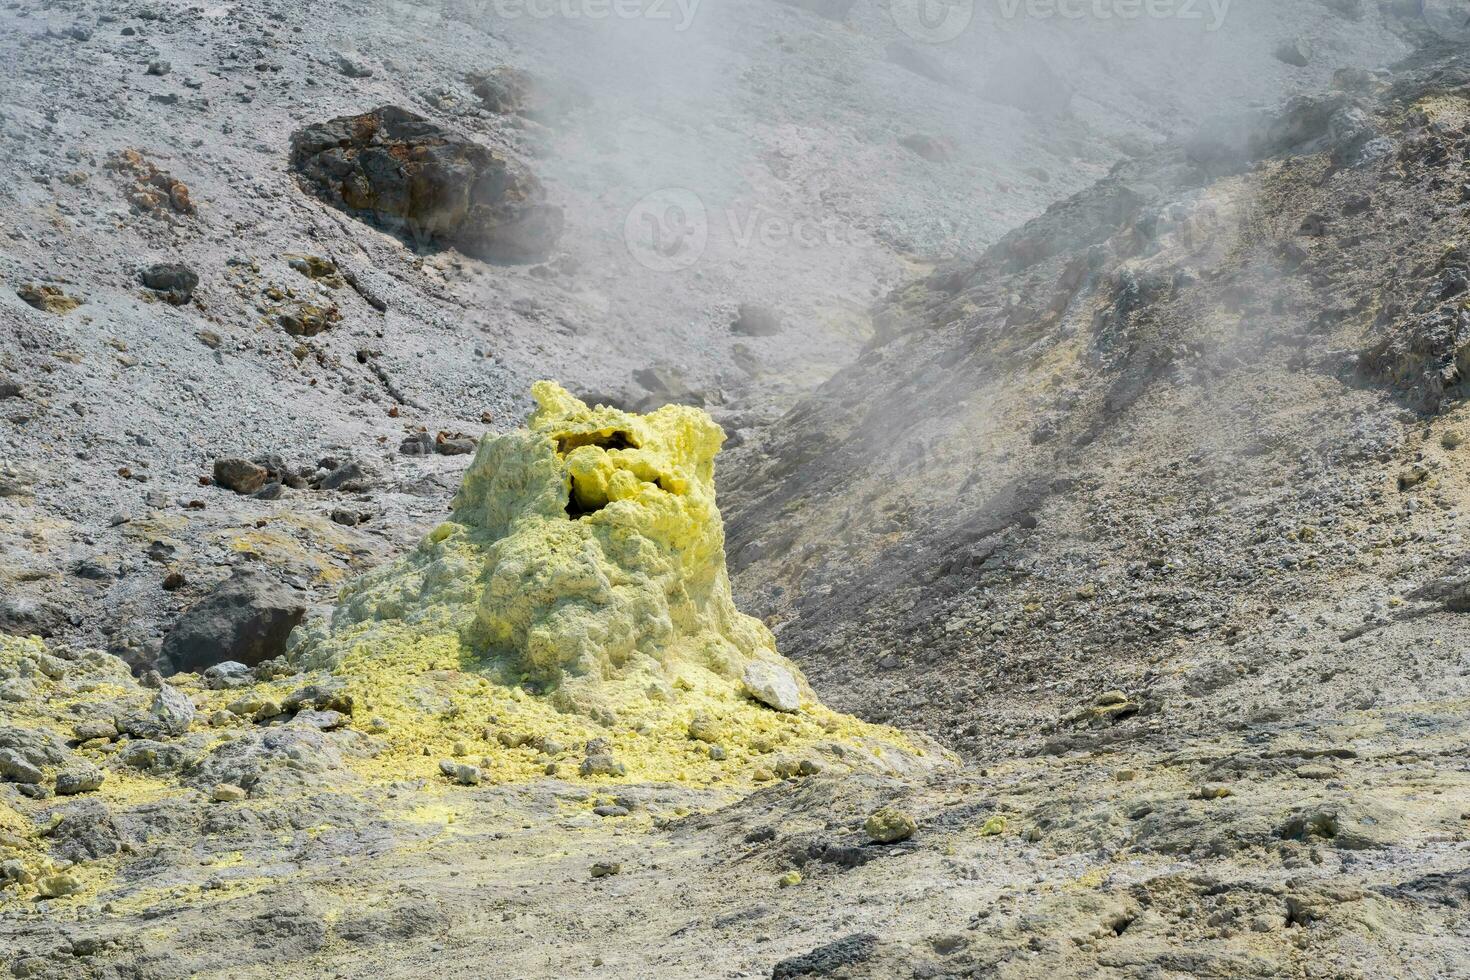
<box><xmin>158</xmin><ymin>568</ymin><xmax>306</xmax><ymax>675</ymax></box>
<box><xmin>139</xmin><ymin>263</ymin><xmax>198</xmax><ymax>305</ymax></box>
<box><xmin>289</xmin><ymin>105</ymin><xmax>563</xmax><ymax>262</ymax></box>
<box><xmin>0</xmin><ymin>726</ymin><xmax>70</xmax><ymax>784</ymax></box>
<box><xmin>0</xmin><ymin>593</ymin><xmax>66</xmax><ymax>638</ymax></box>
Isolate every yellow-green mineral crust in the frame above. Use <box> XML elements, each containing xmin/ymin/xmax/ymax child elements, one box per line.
<box><xmin>321</xmin><ymin>381</ymin><xmax>792</xmax><ymax>702</ymax></box>
<box><xmin>0</xmin><ymin>388</ymin><xmax>938</xmax><ymax>907</ymax></box>
<box><xmin>286</xmin><ymin>382</ymin><xmax>933</xmax><ymax>783</ymax></box>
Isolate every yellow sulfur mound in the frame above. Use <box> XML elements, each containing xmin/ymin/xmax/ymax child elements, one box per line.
<box><xmin>307</xmin><ymin>382</ymin><xmax>807</xmax><ymax>712</ymax></box>
<box><xmin>285</xmin><ymin>382</ymin><xmax>935</xmax><ymax>783</ymax></box>
<box><xmin>474</xmin><ymin>381</ymin><xmax>773</xmax><ymax>692</ymax></box>
<box><xmin>0</xmin><ymin>389</ymin><xmax>935</xmax><ymax>914</ymax></box>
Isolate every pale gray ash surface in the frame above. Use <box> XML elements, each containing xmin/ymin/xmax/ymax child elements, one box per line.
<box><xmin>3</xmin><ymin>1</ymin><xmax>1470</xmax><ymax>978</ymax></box>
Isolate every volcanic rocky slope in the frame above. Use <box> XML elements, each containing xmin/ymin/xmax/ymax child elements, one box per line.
<box><xmin>711</xmin><ymin>41</ymin><xmax>1470</xmax><ymax>971</ymax></box>
<box><xmin>728</xmin><ymin>44</ymin><xmax>1470</xmax><ymax>756</ymax></box>
<box><xmin>4</xmin><ymin>2</ymin><xmax>1470</xmax><ymax>979</ymax></box>
<box><xmin>0</xmin><ymin>0</ymin><xmax>1418</xmax><ymax>667</ymax></box>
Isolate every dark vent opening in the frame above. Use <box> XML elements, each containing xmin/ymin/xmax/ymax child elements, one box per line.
<box><xmin>556</xmin><ymin>430</ymin><xmax>638</xmax><ymax>455</ymax></box>
<box><xmin>566</xmin><ymin>477</ymin><xmax>607</xmax><ymax>520</ymax></box>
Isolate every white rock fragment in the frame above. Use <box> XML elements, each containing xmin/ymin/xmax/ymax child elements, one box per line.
<box><xmin>743</xmin><ymin>662</ymin><xmax>801</xmax><ymax>713</ymax></box>
<box><xmin>212</xmin><ymin>784</ymin><xmax>248</xmax><ymax>802</ymax></box>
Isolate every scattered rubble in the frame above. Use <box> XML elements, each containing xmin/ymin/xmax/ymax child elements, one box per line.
<box><xmin>105</xmin><ymin>148</ymin><xmax>195</xmax><ymax>217</ymax></box>
<box><xmin>16</xmin><ymin>283</ymin><xmax>81</xmax><ymax>314</ymax></box>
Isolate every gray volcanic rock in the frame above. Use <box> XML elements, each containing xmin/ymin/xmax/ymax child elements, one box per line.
<box><xmin>743</xmin><ymin>661</ymin><xmax>801</xmax><ymax>712</ymax></box>
<box><xmin>139</xmin><ymin>262</ymin><xmax>199</xmax><ymax>305</ymax></box>
<box><xmin>213</xmin><ymin>457</ymin><xmax>269</xmax><ymax>495</ymax></box>
<box><xmin>0</xmin><ymin>726</ymin><xmax>69</xmax><ymax>783</ymax></box>
<box><xmin>0</xmin><ymin>594</ymin><xmax>66</xmax><ymax>638</ymax></box>
<box><xmin>117</xmin><ymin>684</ymin><xmax>195</xmax><ymax>739</ymax></box>
<box><xmin>158</xmin><ymin>568</ymin><xmax>306</xmax><ymax>675</ymax></box>
<box><xmin>289</xmin><ymin>105</ymin><xmax>564</xmax><ymax>262</ymax></box>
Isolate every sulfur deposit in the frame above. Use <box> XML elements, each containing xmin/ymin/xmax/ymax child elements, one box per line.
<box><xmin>288</xmin><ymin>382</ymin><xmax>932</xmax><ymax>784</ymax></box>
<box><xmin>318</xmin><ymin>381</ymin><xmax>804</xmax><ymax>708</ymax></box>
<box><xmin>0</xmin><ymin>387</ymin><xmax>934</xmax><ymax>910</ymax></box>
<box><xmin>0</xmin><ymin>387</ymin><xmax>934</xmax><ymax>905</ymax></box>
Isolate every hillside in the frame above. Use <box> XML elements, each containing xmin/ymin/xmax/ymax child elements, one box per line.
<box><xmin>4</xmin><ymin>2</ymin><xmax>1470</xmax><ymax>978</ymax></box>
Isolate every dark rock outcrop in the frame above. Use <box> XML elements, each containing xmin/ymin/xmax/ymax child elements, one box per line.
<box><xmin>771</xmin><ymin>934</ymin><xmax>878</xmax><ymax>979</ymax></box>
<box><xmin>213</xmin><ymin>457</ymin><xmax>269</xmax><ymax>495</ymax></box>
<box><xmin>0</xmin><ymin>595</ymin><xmax>67</xmax><ymax>638</ymax></box>
<box><xmin>140</xmin><ymin>263</ymin><xmax>199</xmax><ymax>305</ymax></box>
<box><xmin>732</xmin><ymin>303</ymin><xmax>783</xmax><ymax>337</ymax></box>
<box><xmin>158</xmin><ymin>568</ymin><xmax>306</xmax><ymax>674</ymax></box>
<box><xmin>289</xmin><ymin>105</ymin><xmax>563</xmax><ymax>262</ymax></box>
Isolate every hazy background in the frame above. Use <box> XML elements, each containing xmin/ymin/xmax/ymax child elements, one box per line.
<box><xmin>390</xmin><ymin>0</ymin><xmax>1425</xmax><ymax>413</ymax></box>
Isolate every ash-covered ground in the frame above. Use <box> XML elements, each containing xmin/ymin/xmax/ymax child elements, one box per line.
<box><xmin>3</xmin><ymin>1</ymin><xmax>1470</xmax><ymax>978</ymax></box>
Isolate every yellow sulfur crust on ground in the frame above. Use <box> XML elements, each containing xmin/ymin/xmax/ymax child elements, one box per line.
<box><xmin>0</xmin><ymin>387</ymin><xmax>939</xmax><ymax>904</ymax></box>
<box><xmin>286</xmin><ymin>382</ymin><xmax>933</xmax><ymax>785</ymax></box>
